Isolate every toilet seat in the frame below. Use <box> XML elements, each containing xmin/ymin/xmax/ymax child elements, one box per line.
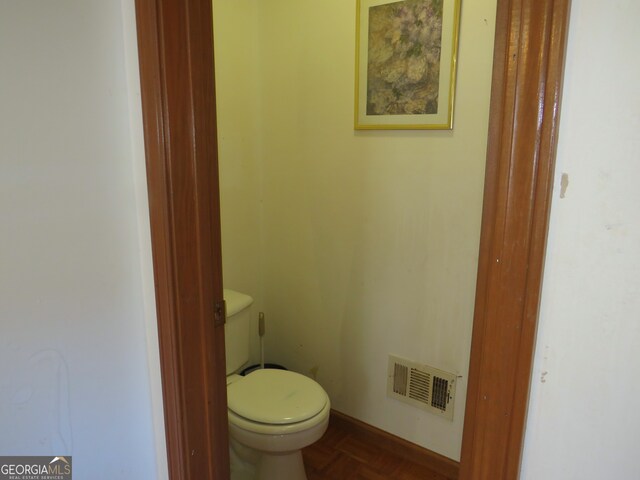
<box><xmin>228</xmin><ymin>400</ymin><xmax>330</xmax><ymax>435</ymax></box>
<box><xmin>227</xmin><ymin>369</ymin><xmax>330</xmax><ymax>435</ymax></box>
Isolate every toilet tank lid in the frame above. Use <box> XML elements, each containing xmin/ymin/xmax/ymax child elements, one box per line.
<box><xmin>224</xmin><ymin>289</ymin><xmax>254</xmax><ymax>316</ymax></box>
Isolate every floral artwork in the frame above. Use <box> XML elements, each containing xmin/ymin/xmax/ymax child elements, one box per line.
<box><xmin>355</xmin><ymin>0</ymin><xmax>460</xmax><ymax>130</ymax></box>
<box><xmin>366</xmin><ymin>0</ymin><xmax>443</xmax><ymax>116</ymax></box>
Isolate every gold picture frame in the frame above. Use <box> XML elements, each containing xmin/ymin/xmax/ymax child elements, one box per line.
<box><xmin>355</xmin><ymin>0</ymin><xmax>461</xmax><ymax>130</ymax></box>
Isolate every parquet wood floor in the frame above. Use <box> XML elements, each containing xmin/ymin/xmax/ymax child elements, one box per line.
<box><xmin>302</xmin><ymin>418</ymin><xmax>456</xmax><ymax>480</ymax></box>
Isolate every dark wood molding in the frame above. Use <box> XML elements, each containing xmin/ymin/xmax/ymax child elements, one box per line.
<box><xmin>134</xmin><ymin>0</ymin><xmax>228</xmax><ymax>479</ymax></box>
<box><xmin>330</xmin><ymin>410</ymin><xmax>460</xmax><ymax>479</ymax></box>
<box><xmin>134</xmin><ymin>0</ymin><xmax>572</xmax><ymax>478</ymax></box>
<box><xmin>460</xmin><ymin>0</ymin><xmax>571</xmax><ymax>479</ymax></box>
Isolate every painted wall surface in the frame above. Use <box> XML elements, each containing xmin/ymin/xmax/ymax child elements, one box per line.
<box><xmin>213</xmin><ymin>0</ymin><xmax>265</xmax><ymax>364</ymax></box>
<box><xmin>214</xmin><ymin>0</ymin><xmax>497</xmax><ymax>459</ymax></box>
<box><xmin>520</xmin><ymin>1</ymin><xmax>640</xmax><ymax>478</ymax></box>
<box><xmin>0</xmin><ymin>2</ymin><xmax>167</xmax><ymax>478</ymax></box>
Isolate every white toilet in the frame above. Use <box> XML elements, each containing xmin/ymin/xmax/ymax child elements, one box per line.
<box><xmin>224</xmin><ymin>289</ymin><xmax>330</xmax><ymax>480</ymax></box>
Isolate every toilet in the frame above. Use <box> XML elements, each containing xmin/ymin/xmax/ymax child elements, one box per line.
<box><xmin>224</xmin><ymin>289</ymin><xmax>330</xmax><ymax>480</ymax></box>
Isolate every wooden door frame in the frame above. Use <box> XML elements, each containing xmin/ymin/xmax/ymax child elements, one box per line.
<box><xmin>459</xmin><ymin>0</ymin><xmax>571</xmax><ymax>477</ymax></box>
<box><xmin>133</xmin><ymin>0</ymin><xmax>572</xmax><ymax>478</ymax></box>
<box><xmin>134</xmin><ymin>0</ymin><xmax>229</xmax><ymax>478</ymax></box>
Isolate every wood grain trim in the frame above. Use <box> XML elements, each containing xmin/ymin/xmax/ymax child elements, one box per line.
<box><xmin>330</xmin><ymin>410</ymin><xmax>460</xmax><ymax>479</ymax></box>
<box><xmin>134</xmin><ymin>0</ymin><xmax>229</xmax><ymax>479</ymax></box>
<box><xmin>460</xmin><ymin>0</ymin><xmax>571</xmax><ymax>479</ymax></box>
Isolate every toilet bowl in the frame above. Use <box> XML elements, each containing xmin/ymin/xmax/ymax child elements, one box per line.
<box><xmin>224</xmin><ymin>290</ymin><xmax>330</xmax><ymax>480</ymax></box>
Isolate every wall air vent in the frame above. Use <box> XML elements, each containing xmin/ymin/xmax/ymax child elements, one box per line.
<box><xmin>387</xmin><ymin>355</ymin><xmax>457</xmax><ymax>421</ymax></box>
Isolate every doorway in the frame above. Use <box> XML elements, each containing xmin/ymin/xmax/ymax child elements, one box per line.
<box><xmin>133</xmin><ymin>0</ymin><xmax>571</xmax><ymax>478</ymax></box>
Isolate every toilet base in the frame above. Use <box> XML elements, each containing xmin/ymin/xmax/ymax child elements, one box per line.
<box><xmin>230</xmin><ymin>438</ymin><xmax>256</xmax><ymax>480</ymax></box>
<box><xmin>227</xmin><ymin>385</ymin><xmax>330</xmax><ymax>480</ymax></box>
<box><xmin>257</xmin><ymin>450</ymin><xmax>307</xmax><ymax>480</ymax></box>
<box><xmin>230</xmin><ymin>436</ymin><xmax>309</xmax><ymax>480</ymax></box>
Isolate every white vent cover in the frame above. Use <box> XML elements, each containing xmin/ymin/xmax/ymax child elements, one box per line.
<box><xmin>387</xmin><ymin>355</ymin><xmax>457</xmax><ymax>421</ymax></box>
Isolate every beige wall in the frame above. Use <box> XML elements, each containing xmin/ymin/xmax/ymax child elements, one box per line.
<box><xmin>214</xmin><ymin>0</ymin><xmax>262</xmax><ymax>296</ymax></box>
<box><xmin>214</xmin><ymin>0</ymin><xmax>496</xmax><ymax>460</ymax></box>
<box><xmin>214</xmin><ymin>0</ymin><xmax>264</xmax><ymax>361</ymax></box>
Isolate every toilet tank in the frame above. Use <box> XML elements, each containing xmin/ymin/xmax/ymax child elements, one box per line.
<box><xmin>223</xmin><ymin>289</ymin><xmax>254</xmax><ymax>375</ymax></box>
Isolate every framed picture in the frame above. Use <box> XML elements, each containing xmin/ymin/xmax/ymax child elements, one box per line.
<box><xmin>355</xmin><ymin>0</ymin><xmax>461</xmax><ymax>130</ymax></box>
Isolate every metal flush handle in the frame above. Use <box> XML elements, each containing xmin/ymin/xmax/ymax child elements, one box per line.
<box><xmin>214</xmin><ymin>300</ymin><xmax>226</xmax><ymax>326</ymax></box>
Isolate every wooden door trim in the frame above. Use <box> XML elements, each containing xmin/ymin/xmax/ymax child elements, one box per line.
<box><xmin>133</xmin><ymin>0</ymin><xmax>572</xmax><ymax>478</ymax></box>
<box><xmin>460</xmin><ymin>0</ymin><xmax>571</xmax><ymax>478</ymax></box>
<box><xmin>134</xmin><ymin>0</ymin><xmax>229</xmax><ymax>478</ymax></box>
